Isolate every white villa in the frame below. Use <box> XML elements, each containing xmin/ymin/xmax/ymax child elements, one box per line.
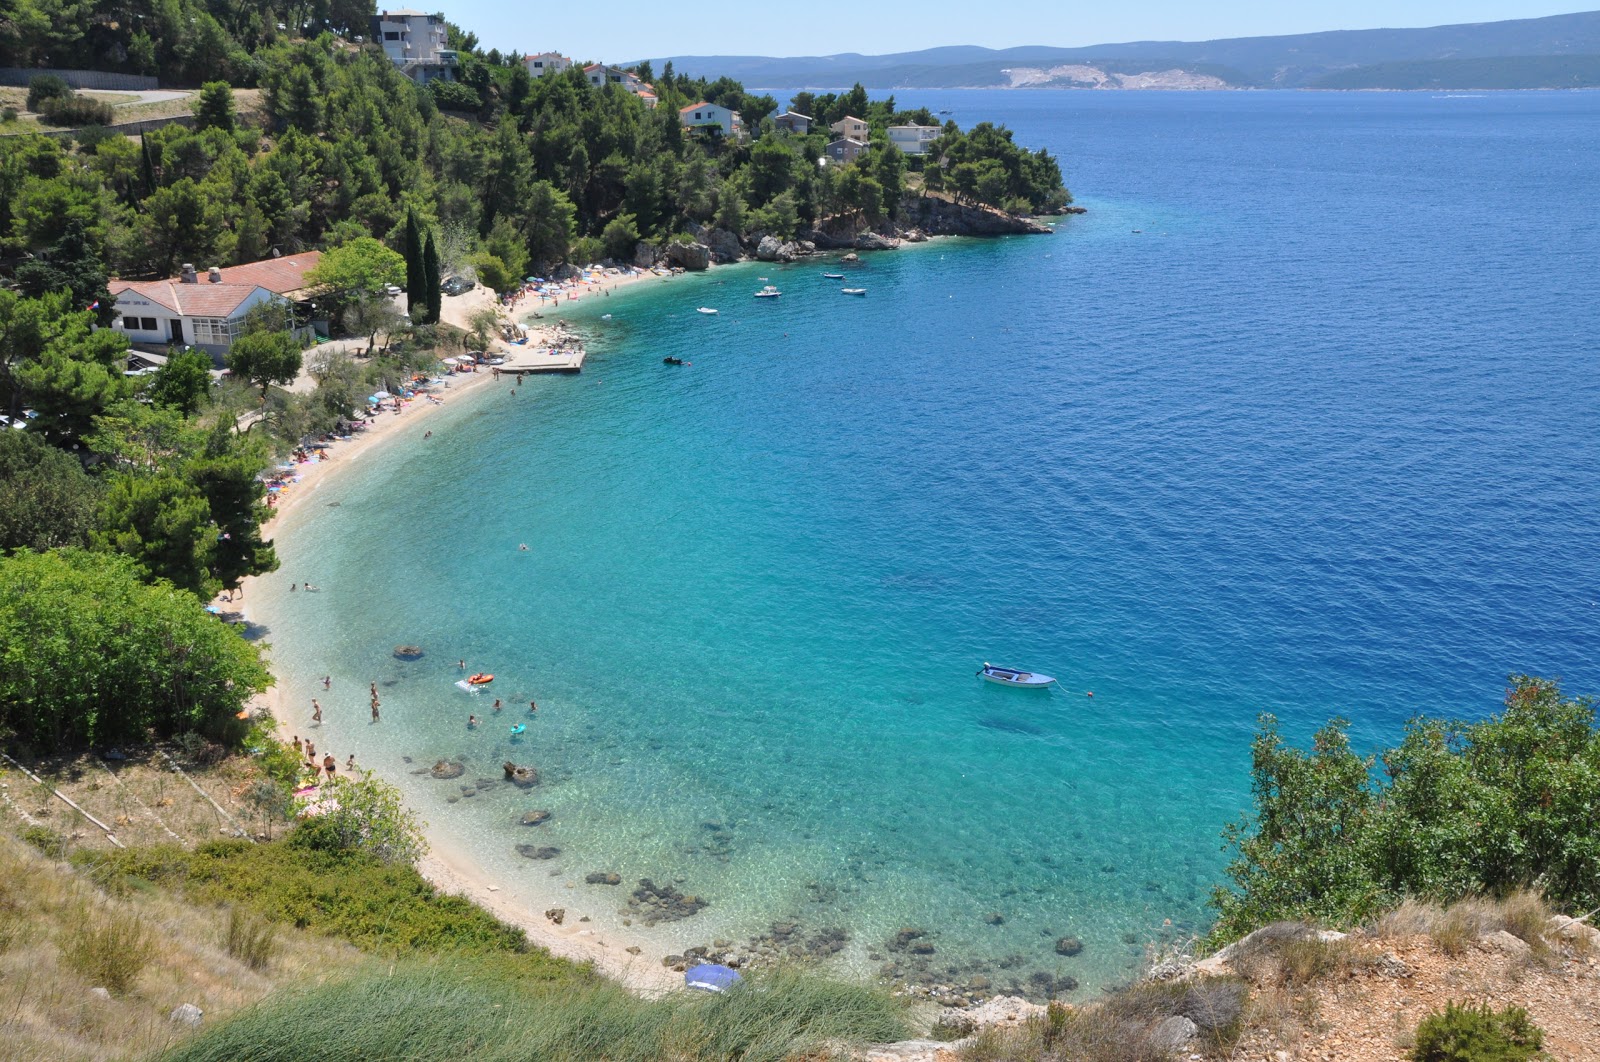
<box><xmin>108</xmin><ymin>253</ymin><xmax>323</xmax><ymax>360</ymax></box>
<box><xmin>369</xmin><ymin>9</ymin><xmax>458</xmax><ymax>82</ymax></box>
<box><xmin>831</xmin><ymin>115</ymin><xmax>870</xmax><ymax>142</ymax></box>
<box><xmin>524</xmin><ymin>52</ymin><xmax>572</xmax><ymax>77</ymax></box>
<box><xmin>888</xmin><ymin>123</ymin><xmax>941</xmax><ymax>155</ymax></box>
<box><xmin>584</xmin><ymin>64</ymin><xmax>659</xmax><ymax>106</ymax></box>
<box><xmin>680</xmin><ymin>101</ymin><xmax>743</xmax><ymax>138</ymax></box>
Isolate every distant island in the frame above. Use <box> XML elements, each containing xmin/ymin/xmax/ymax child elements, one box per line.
<box><xmin>643</xmin><ymin>10</ymin><xmax>1600</xmax><ymax>91</ymax></box>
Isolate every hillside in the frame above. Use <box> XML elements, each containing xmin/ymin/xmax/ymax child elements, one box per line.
<box><xmin>644</xmin><ymin>9</ymin><xmax>1600</xmax><ymax>89</ymax></box>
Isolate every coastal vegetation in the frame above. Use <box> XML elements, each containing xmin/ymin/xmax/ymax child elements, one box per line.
<box><xmin>1209</xmin><ymin>675</ymin><xmax>1600</xmax><ymax>943</ymax></box>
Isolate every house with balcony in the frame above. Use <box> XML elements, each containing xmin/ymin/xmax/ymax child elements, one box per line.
<box><xmin>680</xmin><ymin>101</ymin><xmax>744</xmax><ymax>139</ymax></box>
<box><xmin>772</xmin><ymin>110</ymin><xmax>812</xmax><ymax>134</ymax></box>
<box><xmin>831</xmin><ymin>115</ymin><xmax>870</xmax><ymax>142</ymax></box>
<box><xmin>108</xmin><ymin>253</ymin><xmax>323</xmax><ymax>361</ymax></box>
<box><xmin>370</xmin><ymin>9</ymin><xmax>458</xmax><ymax>83</ymax></box>
<box><xmin>888</xmin><ymin>123</ymin><xmax>941</xmax><ymax>155</ymax></box>
<box><xmin>582</xmin><ymin>64</ymin><xmax>658</xmax><ymax>106</ymax></box>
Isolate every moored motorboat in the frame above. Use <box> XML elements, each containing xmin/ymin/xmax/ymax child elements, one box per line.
<box><xmin>754</xmin><ymin>285</ymin><xmax>781</xmax><ymax>298</ymax></box>
<box><xmin>841</xmin><ymin>288</ymin><xmax>867</xmax><ymax>296</ymax></box>
<box><xmin>978</xmin><ymin>662</ymin><xmax>1056</xmax><ymax>688</ymax></box>
<box><xmin>697</xmin><ymin>307</ymin><xmax>719</xmax><ymax>315</ymax></box>
<box><xmin>822</xmin><ymin>272</ymin><xmax>845</xmax><ymax>279</ymax></box>
<box><xmin>663</xmin><ymin>356</ymin><xmax>687</xmax><ymax>365</ymax></box>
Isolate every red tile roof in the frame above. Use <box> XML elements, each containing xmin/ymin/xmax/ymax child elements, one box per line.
<box><xmin>213</xmin><ymin>251</ymin><xmax>323</xmax><ymax>296</ymax></box>
<box><xmin>109</xmin><ymin>280</ymin><xmax>261</xmax><ymax>318</ymax></box>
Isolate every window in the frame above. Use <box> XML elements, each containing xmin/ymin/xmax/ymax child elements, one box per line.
<box><xmin>385</xmin><ymin>31</ymin><xmax>400</xmax><ymax>40</ymax></box>
<box><xmin>143</xmin><ymin>317</ymin><xmax>158</xmax><ymax>331</ymax></box>
<box><xmin>190</xmin><ymin>317</ymin><xmax>243</xmax><ymax>346</ymax></box>
<box><xmin>122</xmin><ymin>317</ymin><xmax>138</xmax><ymax>330</ymax></box>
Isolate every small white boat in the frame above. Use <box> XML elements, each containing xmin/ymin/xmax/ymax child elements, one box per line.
<box><xmin>978</xmin><ymin>663</ymin><xmax>1056</xmax><ymax>688</ymax></box>
<box><xmin>697</xmin><ymin>307</ymin><xmax>719</xmax><ymax>315</ymax></box>
<box><xmin>822</xmin><ymin>272</ymin><xmax>845</xmax><ymax>279</ymax></box>
<box><xmin>754</xmin><ymin>285</ymin><xmax>781</xmax><ymax>298</ymax></box>
<box><xmin>841</xmin><ymin>288</ymin><xmax>867</xmax><ymax>296</ymax></box>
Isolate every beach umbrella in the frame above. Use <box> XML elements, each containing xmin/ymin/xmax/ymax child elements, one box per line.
<box><xmin>684</xmin><ymin>964</ymin><xmax>742</xmax><ymax>993</ymax></box>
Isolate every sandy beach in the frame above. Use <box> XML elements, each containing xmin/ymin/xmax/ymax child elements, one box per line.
<box><xmin>235</xmin><ymin>269</ymin><xmax>696</xmax><ymax>994</ymax></box>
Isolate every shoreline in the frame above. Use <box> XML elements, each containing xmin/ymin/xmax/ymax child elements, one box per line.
<box><xmin>237</xmin><ymin>267</ymin><xmax>700</xmax><ymax>994</ymax></box>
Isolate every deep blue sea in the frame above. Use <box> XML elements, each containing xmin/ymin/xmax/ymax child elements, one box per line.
<box><xmin>254</xmin><ymin>90</ymin><xmax>1600</xmax><ymax>996</ymax></box>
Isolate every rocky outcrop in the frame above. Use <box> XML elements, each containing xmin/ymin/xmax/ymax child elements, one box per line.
<box><xmin>429</xmin><ymin>760</ymin><xmax>464</xmax><ymax>780</ymax></box>
<box><xmin>897</xmin><ymin>195</ymin><xmax>1055</xmax><ymax>237</ymax></box>
<box><xmin>585</xmin><ymin>871</ymin><xmax>622</xmax><ymax>885</ymax></box>
<box><xmin>664</xmin><ymin>240</ymin><xmax>711</xmax><ymax>271</ymax></box>
<box><xmin>633</xmin><ymin>242</ymin><xmax>656</xmax><ymax>268</ymax></box>
<box><xmin>502</xmin><ymin>761</ymin><xmax>539</xmax><ymax>787</ymax></box>
<box><xmin>628</xmin><ymin>878</ymin><xmax>709</xmax><ymax>925</ymax></box>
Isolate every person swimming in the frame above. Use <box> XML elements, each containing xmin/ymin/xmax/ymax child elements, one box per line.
<box><xmin>510</xmin><ymin>723</ymin><xmax>526</xmax><ymax>735</ymax></box>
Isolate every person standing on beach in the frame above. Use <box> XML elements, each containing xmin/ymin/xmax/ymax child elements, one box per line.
<box><xmin>370</xmin><ymin>681</ymin><xmax>378</xmax><ymax>699</ymax></box>
<box><xmin>306</xmin><ymin>739</ymin><xmax>315</xmax><ymax>760</ymax></box>
<box><xmin>371</xmin><ymin>697</ymin><xmax>381</xmax><ymax>722</ymax></box>
<box><xmin>323</xmin><ymin>753</ymin><xmax>337</xmax><ymax>779</ymax></box>
<box><xmin>292</xmin><ymin>735</ymin><xmax>303</xmax><ymax>756</ymax></box>
<box><xmin>346</xmin><ymin>754</ymin><xmax>356</xmax><ymax>771</ymax></box>
<box><xmin>312</xmin><ymin>699</ymin><xmax>322</xmax><ymax>724</ymax></box>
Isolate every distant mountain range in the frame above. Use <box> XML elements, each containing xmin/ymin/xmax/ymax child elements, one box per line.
<box><xmin>643</xmin><ymin>10</ymin><xmax>1600</xmax><ymax>91</ymax></box>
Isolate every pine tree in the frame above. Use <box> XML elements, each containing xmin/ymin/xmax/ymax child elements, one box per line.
<box><xmin>403</xmin><ymin>211</ymin><xmax>424</xmax><ymax>320</ymax></box>
<box><xmin>422</xmin><ymin>231</ymin><xmax>441</xmax><ymax>324</ymax></box>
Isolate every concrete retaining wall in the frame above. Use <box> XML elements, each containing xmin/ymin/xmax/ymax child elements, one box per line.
<box><xmin>0</xmin><ymin>67</ymin><xmax>159</xmax><ymax>91</ymax></box>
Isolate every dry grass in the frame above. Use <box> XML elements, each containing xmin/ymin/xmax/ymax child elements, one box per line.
<box><xmin>1226</xmin><ymin>922</ymin><xmax>1364</xmax><ymax>989</ymax></box>
<box><xmin>1372</xmin><ymin>891</ymin><xmax>1557</xmax><ymax>961</ymax></box>
<box><xmin>0</xmin><ymin>831</ymin><xmax>362</xmax><ymax>1062</ymax></box>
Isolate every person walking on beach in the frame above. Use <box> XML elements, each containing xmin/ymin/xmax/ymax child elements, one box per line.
<box><xmin>371</xmin><ymin>698</ymin><xmax>381</xmax><ymax>722</ymax></box>
<box><xmin>312</xmin><ymin>699</ymin><xmax>322</xmax><ymax>723</ymax></box>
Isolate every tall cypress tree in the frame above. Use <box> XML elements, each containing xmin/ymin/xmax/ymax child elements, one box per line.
<box><xmin>422</xmin><ymin>231</ymin><xmax>441</xmax><ymax>324</ymax></box>
<box><xmin>403</xmin><ymin>210</ymin><xmax>424</xmax><ymax>318</ymax></box>
<box><xmin>140</xmin><ymin>136</ymin><xmax>156</xmax><ymax>197</ymax></box>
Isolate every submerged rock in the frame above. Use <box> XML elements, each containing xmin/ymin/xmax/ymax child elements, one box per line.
<box><xmin>503</xmin><ymin>761</ymin><xmax>539</xmax><ymax>787</ymax></box>
<box><xmin>1054</xmin><ymin>936</ymin><xmax>1083</xmax><ymax>956</ymax></box>
<box><xmin>430</xmin><ymin>760</ymin><xmax>465</xmax><ymax>779</ymax></box>
<box><xmin>629</xmin><ymin>877</ymin><xmax>709</xmax><ymax>925</ymax></box>
<box><xmin>517</xmin><ymin>844</ymin><xmax>561</xmax><ymax>860</ymax></box>
<box><xmin>520</xmin><ymin>809</ymin><xmax>552</xmax><ymax>826</ymax></box>
<box><xmin>586</xmin><ymin>871</ymin><xmax>622</xmax><ymax>885</ymax></box>
<box><xmin>393</xmin><ymin>645</ymin><xmax>424</xmax><ymax>660</ymax></box>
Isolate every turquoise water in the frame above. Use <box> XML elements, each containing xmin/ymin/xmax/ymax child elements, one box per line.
<box><xmin>252</xmin><ymin>91</ymin><xmax>1600</xmax><ymax>996</ymax></box>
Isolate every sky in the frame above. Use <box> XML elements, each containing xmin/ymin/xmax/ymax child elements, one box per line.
<box><xmin>447</xmin><ymin>1</ymin><xmax>1595</xmax><ymax>64</ymax></box>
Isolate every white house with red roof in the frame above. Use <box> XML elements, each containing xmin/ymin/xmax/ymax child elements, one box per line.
<box><xmin>679</xmin><ymin>101</ymin><xmax>743</xmax><ymax>138</ymax></box>
<box><xmin>108</xmin><ymin>252</ymin><xmax>323</xmax><ymax>359</ymax></box>
<box><xmin>524</xmin><ymin>52</ymin><xmax>572</xmax><ymax>77</ymax></box>
<box><xmin>582</xmin><ymin>63</ymin><xmax>658</xmax><ymax>106</ymax></box>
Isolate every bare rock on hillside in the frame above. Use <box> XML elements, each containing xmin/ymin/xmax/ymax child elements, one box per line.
<box><xmin>897</xmin><ymin>194</ymin><xmax>1054</xmax><ymax>237</ymax></box>
<box><xmin>169</xmin><ymin>1003</ymin><xmax>204</xmax><ymax>1027</ymax></box>
<box><xmin>633</xmin><ymin>241</ymin><xmax>656</xmax><ymax>268</ymax></box>
<box><xmin>755</xmin><ymin>234</ymin><xmax>783</xmax><ymax>261</ymax></box>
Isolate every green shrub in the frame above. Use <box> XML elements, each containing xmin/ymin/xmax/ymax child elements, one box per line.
<box><xmin>1</xmin><ymin>106</ymin><xmax>17</xmax><ymax>122</ymax></box>
<box><xmin>21</xmin><ymin>825</ymin><xmax>67</xmax><ymax>858</ymax></box>
<box><xmin>58</xmin><ymin>907</ymin><xmax>154</xmax><ymax>994</ymax></box>
<box><xmin>1411</xmin><ymin>1001</ymin><xmax>1545</xmax><ymax>1062</ymax></box>
<box><xmin>25</xmin><ymin>74</ymin><xmax>70</xmax><ymax>111</ymax></box>
<box><xmin>1211</xmin><ymin>676</ymin><xmax>1600</xmax><ymax>944</ymax></box>
<box><xmin>428</xmin><ymin>78</ymin><xmax>481</xmax><ymax>112</ymax></box>
<box><xmin>39</xmin><ymin>94</ymin><xmax>116</xmax><ymax>127</ymax></box>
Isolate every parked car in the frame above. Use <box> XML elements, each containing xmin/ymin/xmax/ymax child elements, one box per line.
<box><xmin>441</xmin><ymin>276</ymin><xmax>475</xmax><ymax>296</ymax></box>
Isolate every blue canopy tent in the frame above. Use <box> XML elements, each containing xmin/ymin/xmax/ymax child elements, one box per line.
<box><xmin>684</xmin><ymin>964</ymin><xmax>742</xmax><ymax>993</ymax></box>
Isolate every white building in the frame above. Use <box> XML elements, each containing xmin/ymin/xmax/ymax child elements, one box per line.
<box><xmin>524</xmin><ymin>51</ymin><xmax>572</xmax><ymax>77</ymax></box>
<box><xmin>582</xmin><ymin>64</ymin><xmax>658</xmax><ymax>106</ymax></box>
<box><xmin>370</xmin><ymin>9</ymin><xmax>458</xmax><ymax>82</ymax></box>
<box><xmin>108</xmin><ymin>253</ymin><xmax>323</xmax><ymax>359</ymax></box>
<box><xmin>680</xmin><ymin>101</ymin><xmax>743</xmax><ymax>138</ymax></box>
<box><xmin>887</xmin><ymin>123</ymin><xmax>941</xmax><ymax>155</ymax></box>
